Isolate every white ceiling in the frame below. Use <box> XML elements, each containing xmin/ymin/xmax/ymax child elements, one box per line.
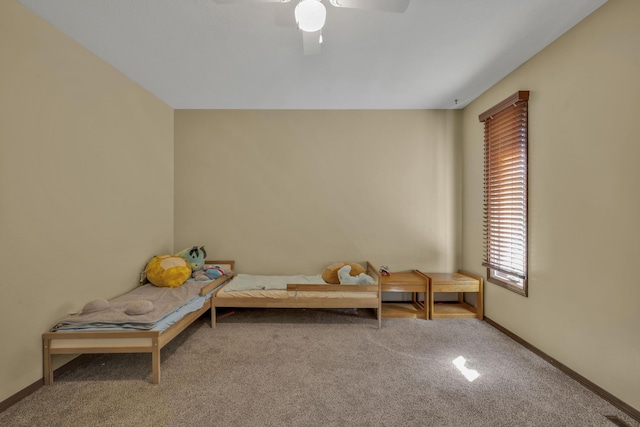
<box><xmin>19</xmin><ymin>0</ymin><xmax>607</xmax><ymax>109</ymax></box>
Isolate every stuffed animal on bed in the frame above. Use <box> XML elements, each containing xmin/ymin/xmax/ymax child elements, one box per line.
<box><xmin>337</xmin><ymin>265</ymin><xmax>375</xmax><ymax>285</ymax></box>
<box><xmin>145</xmin><ymin>246</ymin><xmax>206</xmax><ymax>288</ymax></box>
<box><xmin>191</xmin><ymin>264</ymin><xmax>225</xmax><ymax>281</ymax></box>
<box><xmin>322</xmin><ymin>262</ymin><xmax>366</xmax><ymax>284</ymax></box>
<box><xmin>175</xmin><ymin>246</ymin><xmax>207</xmax><ymax>272</ymax></box>
<box><xmin>145</xmin><ymin>255</ymin><xmax>192</xmax><ymax>288</ymax></box>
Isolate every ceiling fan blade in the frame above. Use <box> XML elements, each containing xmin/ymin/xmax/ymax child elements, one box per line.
<box><xmin>212</xmin><ymin>0</ymin><xmax>290</xmax><ymax>4</ymax></box>
<box><xmin>329</xmin><ymin>0</ymin><xmax>410</xmax><ymax>13</ymax></box>
<box><xmin>302</xmin><ymin>30</ymin><xmax>322</xmax><ymax>55</ymax></box>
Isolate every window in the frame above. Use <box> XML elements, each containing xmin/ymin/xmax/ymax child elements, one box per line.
<box><xmin>479</xmin><ymin>91</ymin><xmax>529</xmax><ymax>296</ymax></box>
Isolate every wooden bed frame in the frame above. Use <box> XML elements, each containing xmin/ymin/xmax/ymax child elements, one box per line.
<box><xmin>211</xmin><ymin>261</ymin><xmax>382</xmax><ymax>329</ymax></box>
<box><xmin>42</xmin><ymin>263</ymin><xmax>235</xmax><ymax>385</ymax></box>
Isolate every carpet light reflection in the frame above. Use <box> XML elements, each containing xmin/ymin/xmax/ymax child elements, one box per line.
<box><xmin>453</xmin><ymin>356</ymin><xmax>480</xmax><ymax>382</ymax></box>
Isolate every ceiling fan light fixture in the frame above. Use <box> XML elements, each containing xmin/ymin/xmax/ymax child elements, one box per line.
<box><xmin>295</xmin><ymin>0</ymin><xmax>327</xmax><ymax>33</ymax></box>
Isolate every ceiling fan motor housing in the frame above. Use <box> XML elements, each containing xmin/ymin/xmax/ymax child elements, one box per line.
<box><xmin>295</xmin><ymin>0</ymin><xmax>327</xmax><ymax>33</ymax></box>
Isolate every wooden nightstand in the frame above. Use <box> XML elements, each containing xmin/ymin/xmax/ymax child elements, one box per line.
<box><xmin>422</xmin><ymin>271</ymin><xmax>483</xmax><ymax>320</ymax></box>
<box><xmin>379</xmin><ymin>270</ymin><xmax>429</xmax><ymax>319</ymax></box>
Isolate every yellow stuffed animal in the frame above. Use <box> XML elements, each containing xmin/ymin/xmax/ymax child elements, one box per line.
<box><xmin>322</xmin><ymin>262</ymin><xmax>365</xmax><ymax>284</ymax></box>
<box><xmin>145</xmin><ymin>255</ymin><xmax>191</xmax><ymax>288</ymax></box>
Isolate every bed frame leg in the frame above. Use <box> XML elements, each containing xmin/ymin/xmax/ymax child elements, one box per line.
<box><xmin>152</xmin><ymin>339</ymin><xmax>160</xmax><ymax>384</ymax></box>
<box><xmin>43</xmin><ymin>338</ymin><xmax>53</xmax><ymax>385</ymax></box>
<box><xmin>211</xmin><ymin>305</ymin><xmax>216</xmax><ymax>328</ymax></box>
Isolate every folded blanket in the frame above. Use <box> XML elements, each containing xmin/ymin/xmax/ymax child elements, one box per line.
<box><xmin>51</xmin><ymin>279</ymin><xmax>210</xmax><ymax>331</ymax></box>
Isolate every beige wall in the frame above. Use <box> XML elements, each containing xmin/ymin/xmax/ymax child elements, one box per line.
<box><xmin>175</xmin><ymin>110</ymin><xmax>461</xmax><ymax>275</ymax></box>
<box><xmin>461</xmin><ymin>0</ymin><xmax>640</xmax><ymax>411</ymax></box>
<box><xmin>3</xmin><ymin>0</ymin><xmax>637</xmax><ymax>415</ymax></box>
<box><xmin>0</xmin><ymin>1</ymin><xmax>174</xmax><ymax>402</ymax></box>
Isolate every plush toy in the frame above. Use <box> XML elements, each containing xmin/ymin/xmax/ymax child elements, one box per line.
<box><xmin>338</xmin><ymin>265</ymin><xmax>375</xmax><ymax>285</ymax></box>
<box><xmin>145</xmin><ymin>255</ymin><xmax>192</xmax><ymax>288</ymax></box>
<box><xmin>147</xmin><ymin>246</ymin><xmax>231</xmax><ymax>286</ymax></box>
<box><xmin>379</xmin><ymin>266</ymin><xmax>391</xmax><ymax>276</ymax></box>
<box><xmin>175</xmin><ymin>246</ymin><xmax>207</xmax><ymax>272</ymax></box>
<box><xmin>322</xmin><ymin>262</ymin><xmax>366</xmax><ymax>284</ymax></box>
<box><xmin>191</xmin><ymin>264</ymin><xmax>226</xmax><ymax>281</ymax></box>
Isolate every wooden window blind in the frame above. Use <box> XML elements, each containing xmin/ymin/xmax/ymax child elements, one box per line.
<box><xmin>479</xmin><ymin>91</ymin><xmax>529</xmax><ymax>296</ymax></box>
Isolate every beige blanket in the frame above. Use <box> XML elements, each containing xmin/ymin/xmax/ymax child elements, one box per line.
<box><xmin>52</xmin><ymin>280</ymin><xmax>208</xmax><ymax>330</ymax></box>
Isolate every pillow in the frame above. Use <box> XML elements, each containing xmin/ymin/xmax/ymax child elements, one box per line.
<box><xmin>125</xmin><ymin>300</ymin><xmax>154</xmax><ymax>316</ymax></box>
<box><xmin>145</xmin><ymin>255</ymin><xmax>191</xmax><ymax>288</ymax></box>
<box><xmin>322</xmin><ymin>262</ymin><xmax>365</xmax><ymax>284</ymax></box>
<box><xmin>82</xmin><ymin>299</ymin><xmax>110</xmax><ymax>314</ymax></box>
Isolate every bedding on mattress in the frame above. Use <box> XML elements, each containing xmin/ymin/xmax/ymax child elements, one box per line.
<box><xmin>51</xmin><ymin>279</ymin><xmax>223</xmax><ymax>332</ymax></box>
<box><xmin>216</xmin><ymin>273</ymin><xmax>378</xmax><ymax>299</ymax></box>
<box><xmin>225</xmin><ymin>274</ymin><xmax>326</xmax><ymax>291</ymax></box>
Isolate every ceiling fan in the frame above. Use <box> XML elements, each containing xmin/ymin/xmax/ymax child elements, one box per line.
<box><xmin>213</xmin><ymin>0</ymin><xmax>411</xmax><ymax>55</ymax></box>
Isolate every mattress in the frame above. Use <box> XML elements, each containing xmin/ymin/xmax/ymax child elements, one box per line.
<box><xmin>215</xmin><ymin>273</ymin><xmax>378</xmax><ymax>299</ymax></box>
<box><xmin>51</xmin><ymin>279</ymin><xmax>226</xmax><ymax>332</ymax></box>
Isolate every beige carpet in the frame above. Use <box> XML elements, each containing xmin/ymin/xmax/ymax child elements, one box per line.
<box><xmin>1</xmin><ymin>308</ymin><xmax>637</xmax><ymax>427</ymax></box>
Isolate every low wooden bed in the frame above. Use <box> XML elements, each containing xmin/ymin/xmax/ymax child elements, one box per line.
<box><xmin>42</xmin><ymin>262</ymin><xmax>234</xmax><ymax>385</ymax></box>
<box><xmin>211</xmin><ymin>261</ymin><xmax>382</xmax><ymax>329</ymax></box>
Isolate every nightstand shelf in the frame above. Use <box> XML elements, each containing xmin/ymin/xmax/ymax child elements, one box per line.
<box><xmin>422</xmin><ymin>271</ymin><xmax>483</xmax><ymax>320</ymax></box>
<box><xmin>381</xmin><ymin>302</ymin><xmax>423</xmax><ymax>318</ymax></box>
<box><xmin>431</xmin><ymin>301</ymin><xmax>479</xmax><ymax>318</ymax></box>
<box><xmin>379</xmin><ymin>270</ymin><xmax>429</xmax><ymax>319</ymax></box>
